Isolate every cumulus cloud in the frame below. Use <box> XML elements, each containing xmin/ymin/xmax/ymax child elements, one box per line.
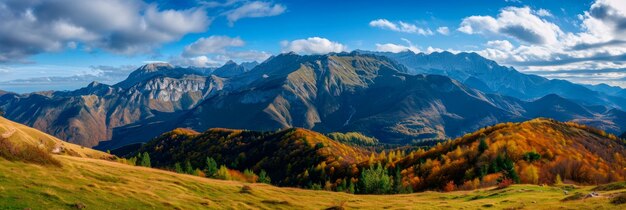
<box><xmin>173</xmin><ymin>35</ymin><xmax>270</xmax><ymax>67</ymax></box>
<box><xmin>171</xmin><ymin>55</ymin><xmax>221</xmax><ymax>67</ymax></box>
<box><xmin>183</xmin><ymin>36</ymin><xmax>245</xmax><ymax>57</ymax></box>
<box><xmin>369</xmin><ymin>19</ymin><xmax>434</xmax><ymax>35</ymax></box>
<box><xmin>454</xmin><ymin>1</ymin><xmax>626</xmax><ymax>86</ymax></box>
<box><xmin>588</xmin><ymin>0</ymin><xmax>626</xmax><ymax>33</ymax></box>
<box><xmin>375</xmin><ymin>39</ymin><xmax>456</xmax><ymax>54</ymax></box>
<box><xmin>281</xmin><ymin>37</ymin><xmax>348</xmax><ymax>54</ymax></box>
<box><xmin>0</xmin><ymin>0</ymin><xmax>210</xmax><ymax>62</ymax></box>
<box><xmin>458</xmin><ymin>7</ymin><xmax>562</xmax><ymax>45</ymax></box>
<box><xmin>375</xmin><ymin>38</ymin><xmax>419</xmax><ymax>53</ymax></box>
<box><xmin>486</xmin><ymin>40</ymin><xmax>515</xmax><ymax>51</ymax></box>
<box><xmin>224</xmin><ymin>1</ymin><xmax>286</xmax><ymax>26</ymax></box>
<box><xmin>376</xmin><ymin>43</ymin><xmax>418</xmax><ymax>53</ymax></box>
<box><xmin>461</xmin><ymin>2</ymin><xmax>626</xmax><ymax>72</ymax></box>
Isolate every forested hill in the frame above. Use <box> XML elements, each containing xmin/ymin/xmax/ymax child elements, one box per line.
<box><xmin>119</xmin><ymin>118</ymin><xmax>626</xmax><ymax>193</ymax></box>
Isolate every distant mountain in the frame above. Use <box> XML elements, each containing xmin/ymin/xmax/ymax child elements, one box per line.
<box><xmin>0</xmin><ymin>63</ymin><xmax>224</xmax><ymax>147</ymax></box>
<box><xmin>185</xmin><ymin>61</ymin><xmax>259</xmax><ymax>77</ymax></box>
<box><xmin>0</xmin><ymin>66</ymin><xmax>136</xmax><ymax>93</ymax></box>
<box><xmin>211</xmin><ymin>60</ymin><xmax>258</xmax><ymax>78</ymax></box>
<box><xmin>2</xmin><ymin>51</ymin><xmax>626</xmax><ymax>149</ymax></box>
<box><xmin>178</xmin><ymin>52</ymin><xmax>531</xmax><ymax>145</ymax></box>
<box><xmin>369</xmin><ymin>51</ymin><xmax>626</xmax><ymax>109</ymax></box>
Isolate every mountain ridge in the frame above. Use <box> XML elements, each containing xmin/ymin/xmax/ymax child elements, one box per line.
<box><xmin>2</xmin><ymin>51</ymin><xmax>626</xmax><ymax>149</ymax></box>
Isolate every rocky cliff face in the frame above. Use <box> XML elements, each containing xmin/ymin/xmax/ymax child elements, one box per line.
<box><xmin>0</xmin><ymin>64</ymin><xmax>225</xmax><ymax>147</ymax></box>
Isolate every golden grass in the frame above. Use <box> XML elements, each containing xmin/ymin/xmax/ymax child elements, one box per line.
<box><xmin>0</xmin><ymin>155</ymin><xmax>624</xmax><ymax>209</ymax></box>
<box><xmin>0</xmin><ymin>116</ymin><xmax>111</xmax><ymax>160</ymax></box>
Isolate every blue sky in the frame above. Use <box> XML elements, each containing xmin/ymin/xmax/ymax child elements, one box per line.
<box><xmin>1</xmin><ymin>0</ymin><xmax>626</xmax><ymax>92</ymax></box>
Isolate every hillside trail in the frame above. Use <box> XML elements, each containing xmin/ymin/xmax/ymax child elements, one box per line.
<box><xmin>1</xmin><ymin>127</ymin><xmax>16</xmax><ymax>139</ymax></box>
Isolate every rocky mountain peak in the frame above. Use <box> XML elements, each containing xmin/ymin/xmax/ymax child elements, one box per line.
<box><xmin>224</xmin><ymin>60</ymin><xmax>237</xmax><ymax>66</ymax></box>
<box><xmin>138</xmin><ymin>63</ymin><xmax>174</xmax><ymax>72</ymax></box>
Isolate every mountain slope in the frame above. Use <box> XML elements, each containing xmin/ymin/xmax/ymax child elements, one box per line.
<box><xmin>395</xmin><ymin>118</ymin><xmax>626</xmax><ymax>191</ymax></box>
<box><xmin>0</xmin><ymin>116</ymin><xmax>112</xmax><ymax>163</ymax></box>
<box><xmin>0</xmin><ymin>64</ymin><xmax>225</xmax><ymax>147</ymax></box>
<box><xmin>3</xmin><ymin>51</ymin><xmax>626</xmax><ymax>149</ymax></box>
<box><xmin>180</xmin><ymin>52</ymin><xmax>524</xmax><ymax>145</ymax></box>
<box><xmin>372</xmin><ymin>51</ymin><xmax>625</xmax><ymax>109</ymax></box>
<box><xmin>211</xmin><ymin>60</ymin><xmax>257</xmax><ymax>78</ymax></box>
<box><xmin>121</xmin><ymin>127</ymin><xmax>371</xmax><ymax>187</ymax></box>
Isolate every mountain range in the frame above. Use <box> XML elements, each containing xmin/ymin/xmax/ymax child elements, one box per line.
<box><xmin>1</xmin><ymin>51</ymin><xmax>626</xmax><ymax>150</ymax></box>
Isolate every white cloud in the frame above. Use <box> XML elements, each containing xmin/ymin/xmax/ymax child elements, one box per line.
<box><xmin>224</xmin><ymin>1</ymin><xmax>286</xmax><ymax>26</ymax></box>
<box><xmin>201</xmin><ymin>0</ymin><xmax>243</xmax><ymax>8</ymax></box>
<box><xmin>376</xmin><ymin>43</ymin><xmax>418</xmax><ymax>53</ymax></box>
<box><xmin>183</xmin><ymin>36</ymin><xmax>245</xmax><ymax>57</ymax></box>
<box><xmin>375</xmin><ymin>39</ymin><xmax>457</xmax><ymax>54</ymax></box>
<box><xmin>174</xmin><ymin>36</ymin><xmax>271</xmax><ymax>67</ymax></box>
<box><xmin>486</xmin><ymin>40</ymin><xmax>514</xmax><ymax>51</ymax></box>
<box><xmin>281</xmin><ymin>37</ymin><xmax>348</xmax><ymax>54</ymax></box>
<box><xmin>535</xmin><ymin>9</ymin><xmax>553</xmax><ymax>17</ymax></box>
<box><xmin>375</xmin><ymin>38</ymin><xmax>419</xmax><ymax>53</ymax></box>
<box><xmin>171</xmin><ymin>55</ymin><xmax>221</xmax><ymax>67</ymax></box>
<box><xmin>369</xmin><ymin>19</ymin><xmax>434</xmax><ymax>35</ymax></box>
<box><xmin>0</xmin><ymin>0</ymin><xmax>210</xmax><ymax>62</ymax></box>
<box><xmin>459</xmin><ymin>1</ymin><xmax>626</xmax><ymax>76</ymax></box>
<box><xmin>458</xmin><ymin>7</ymin><xmax>562</xmax><ymax>45</ymax></box>
<box><xmin>437</xmin><ymin>27</ymin><xmax>450</xmax><ymax>35</ymax></box>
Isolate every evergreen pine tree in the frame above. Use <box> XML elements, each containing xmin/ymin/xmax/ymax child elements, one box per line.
<box><xmin>205</xmin><ymin>157</ymin><xmax>218</xmax><ymax>177</ymax></box>
<box><xmin>174</xmin><ymin>162</ymin><xmax>183</xmax><ymax>173</ymax></box>
<box><xmin>394</xmin><ymin>168</ymin><xmax>404</xmax><ymax>193</ymax></box>
<box><xmin>359</xmin><ymin>163</ymin><xmax>392</xmax><ymax>194</ymax></box>
<box><xmin>348</xmin><ymin>181</ymin><xmax>356</xmax><ymax>194</ymax></box>
<box><xmin>140</xmin><ymin>152</ymin><xmax>151</xmax><ymax>167</ymax></box>
<box><xmin>258</xmin><ymin>169</ymin><xmax>271</xmax><ymax>184</ymax></box>
<box><xmin>478</xmin><ymin>137</ymin><xmax>488</xmax><ymax>154</ymax></box>
<box><xmin>184</xmin><ymin>160</ymin><xmax>194</xmax><ymax>174</ymax></box>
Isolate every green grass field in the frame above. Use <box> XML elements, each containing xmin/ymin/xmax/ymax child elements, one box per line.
<box><xmin>1</xmin><ymin>155</ymin><xmax>624</xmax><ymax>209</ymax></box>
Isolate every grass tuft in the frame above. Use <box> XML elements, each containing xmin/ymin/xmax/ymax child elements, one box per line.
<box><xmin>0</xmin><ymin>137</ymin><xmax>61</xmax><ymax>167</ymax></box>
<box><xmin>612</xmin><ymin>193</ymin><xmax>626</xmax><ymax>205</ymax></box>
<box><xmin>593</xmin><ymin>182</ymin><xmax>626</xmax><ymax>191</ymax></box>
<box><xmin>561</xmin><ymin>192</ymin><xmax>585</xmax><ymax>201</ymax></box>
<box><xmin>240</xmin><ymin>185</ymin><xmax>253</xmax><ymax>194</ymax></box>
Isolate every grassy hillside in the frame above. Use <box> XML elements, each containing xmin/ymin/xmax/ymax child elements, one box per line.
<box><xmin>1</xmin><ymin>156</ymin><xmax>625</xmax><ymax>209</ymax></box>
<box><xmin>0</xmin><ymin>116</ymin><xmax>112</xmax><ymax>165</ymax></box>
<box><xmin>1</xmin><ymin>116</ymin><xmax>626</xmax><ymax>208</ymax></box>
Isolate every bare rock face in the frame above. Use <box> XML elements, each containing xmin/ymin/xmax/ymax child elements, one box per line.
<box><xmin>0</xmin><ymin>64</ymin><xmax>224</xmax><ymax>147</ymax></box>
